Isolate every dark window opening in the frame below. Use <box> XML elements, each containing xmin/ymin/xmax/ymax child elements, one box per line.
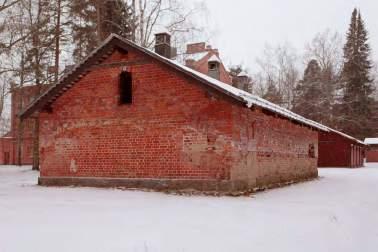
<box><xmin>308</xmin><ymin>144</ymin><xmax>316</xmax><ymax>158</ymax></box>
<box><xmin>208</xmin><ymin>62</ymin><xmax>219</xmax><ymax>71</ymax></box>
<box><xmin>120</xmin><ymin>71</ymin><xmax>132</xmax><ymax>104</ymax></box>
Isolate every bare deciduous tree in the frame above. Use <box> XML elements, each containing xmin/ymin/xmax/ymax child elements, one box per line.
<box><xmin>304</xmin><ymin>29</ymin><xmax>343</xmax><ymax>75</ymax></box>
<box><xmin>134</xmin><ymin>0</ymin><xmax>206</xmax><ymax>50</ymax></box>
<box><xmin>254</xmin><ymin>43</ymin><xmax>300</xmax><ymax>108</ymax></box>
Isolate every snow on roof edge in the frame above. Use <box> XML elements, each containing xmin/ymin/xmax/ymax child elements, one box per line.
<box><xmin>327</xmin><ymin>128</ymin><xmax>365</xmax><ymax>145</ymax></box>
<box><xmin>364</xmin><ymin>138</ymin><xmax>378</xmax><ymax>145</ymax></box>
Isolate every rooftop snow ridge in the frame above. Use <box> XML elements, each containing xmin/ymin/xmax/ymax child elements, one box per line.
<box><xmin>208</xmin><ymin>55</ymin><xmax>221</xmax><ymax>63</ymax></box>
<box><xmin>184</xmin><ymin>51</ymin><xmax>208</xmax><ymax>62</ymax></box>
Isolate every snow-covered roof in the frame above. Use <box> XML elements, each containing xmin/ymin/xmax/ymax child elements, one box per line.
<box><xmin>20</xmin><ymin>34</ymin><xmax>332</xmax><ymax>133</ymax></box>
<box><xmin>237</xmin><ymin>71</ymin><xmax>249</xmax><ymax>77</ymax></box>
<box><xmin>327</xmin><ymin>128</ymin><xmax>365</xmax><ymax>145</ymax></box>
<box><xmin>184</xmin><ymin>51</ymin><xmax>208</xmax><ymax>62</ymax></box>
<box><xmin>208</xmin><ymin>55</ymin><xmax>221</xmax><ymax>63</ymax></box>
<box><xmin>365</xmin><ymin>138</ymin><xmax>378</xmax><ymax>145</ymax></box>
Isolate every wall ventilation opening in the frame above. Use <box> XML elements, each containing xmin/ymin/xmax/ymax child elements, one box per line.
<box><xmin>120</xmin><ymin>71</ymin><xmax>132</xmax><ymax>105</ymax></box>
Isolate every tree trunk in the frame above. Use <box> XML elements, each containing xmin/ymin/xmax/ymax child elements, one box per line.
<box><xmin>54</xmin><ymin>0</ymin><xmax>61</xmax><ymax>83</ymax></box>
<box><xmin>96</xmin><ymin>0</ymin><xmax>102</xmax><ymax>43</ymax></box>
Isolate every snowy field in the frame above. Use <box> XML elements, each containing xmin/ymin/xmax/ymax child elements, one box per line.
<box><xmin>1</xmin><ymin>164</ymin><xmax>378</xmax><ymax>252</ymax></box>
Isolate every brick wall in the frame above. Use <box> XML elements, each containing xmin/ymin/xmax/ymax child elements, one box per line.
<box><xmin>38</xmin><ymin>48</ymin><xmax>318</xmax><ymax>190</ymax></box>
<box><xmin>231</xmin><ymin>108</ymin><xmax>318</xmax><ymax>187</ymax></box>
<box><xmin>186</xmin><ymin>43</ymin><xmax>207</xmax><ymax>54</ymax></box>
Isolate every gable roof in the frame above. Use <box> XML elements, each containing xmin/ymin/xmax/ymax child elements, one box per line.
<box><xmin>208</xmin><ymin>55</ymin><xmax>221</xmax><ymax>63</ymax></box>
<box><xmin>20</xmin><ymin>34</ymin><xmax>329</xmax><ymax>132</ymax></box>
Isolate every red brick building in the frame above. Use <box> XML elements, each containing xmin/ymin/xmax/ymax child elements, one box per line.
<box><xmin>183</xmin><ymin>42</ymin><xmax>233</xmax><ymax>84</ymax></box>
<box><xmin>21</xmin><ymin>34</ymin><xmax>330</xmax><ymax>191</ymax></box>
<box><xmin>318</xmin><ymin>129</ymin><xmax>365</xmax><ymax>168</ymax></box>
<box><xmin>0</xmin><ymin>85</ymin><xmax>49</xmax><ymax>165</ymax></box>
<box><xmin>182</xmin><ymin>42</ymin><xmax>252</xmax><ymax>93</ymax></box>
<box><xmin>365</xmin><ymin>138</ymin><xmax>378</xmax><ymax>162</ymax></box>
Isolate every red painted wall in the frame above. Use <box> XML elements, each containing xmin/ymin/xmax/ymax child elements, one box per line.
<box><xmin>38</xmin><ymin>48</ymin><xmax>318</xmax><ymax>188</ymax></box>
<box><xmin>318</xmin><ymin>131</ymin><xmax>364</xmax><ymax>168</ymax></box>
<box><xmin>366</xmin><ymin>145</ymin><xmax>378</xmax><ymax>162</ymax></box>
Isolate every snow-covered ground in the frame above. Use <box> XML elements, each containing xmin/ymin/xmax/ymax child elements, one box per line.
<box><xmin>1</xmin><ymin>164</ymin><xmax>378</xmax><ymax>252</ymax></box>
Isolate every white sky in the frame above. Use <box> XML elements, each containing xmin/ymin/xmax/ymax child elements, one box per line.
<box><xmin>194</xmin><ymin>0</ymin><xmax>378</xmax><ymax>71</ymax></box>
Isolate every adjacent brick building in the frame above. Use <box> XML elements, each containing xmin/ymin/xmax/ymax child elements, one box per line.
<box><xmin>183</xmin><ymin>42</ymin><xmax>233</xmax><ymax>84</ymax></box>
<box><xmin>318</xmin><ymin>130</ymin><xmax>365</xmax><ymax>168</ymax></box>
<box><xmin>182</xmin><ymin>41</ymin><xmax>251</xmax><ymax>92</ymax></box>
<box><xmin>21</xmin><ymin>34</ymin><xmax>332</xmax><ymax>192</ymax></box>
<box><xmin>0</xmin><ymin>85</ymin><xmax>49</xmax><ymax>165</ymax></box>
<box><xmin>365</xmin><ymin>138</ymin><xmax>378</xmax><ymax>163</ymax></box>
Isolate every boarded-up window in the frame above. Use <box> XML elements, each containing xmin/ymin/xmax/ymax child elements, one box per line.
<box><xmin>308</xmin><ymin>144</ymin><xmax>316</xmax><ymax>158</ymax></box>
<box><xmin>120</xmin><ymin>71</ymin><xmax>132</xmax><ymax>104</ymax></box>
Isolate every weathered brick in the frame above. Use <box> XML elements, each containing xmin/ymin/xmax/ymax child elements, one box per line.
<box><xmin>35</xmin><ymin>47</ymin><xmax>318</xmax><ymax>191</ymax></box>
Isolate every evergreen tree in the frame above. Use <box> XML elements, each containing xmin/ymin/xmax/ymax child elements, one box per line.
<box><xmin>339</xmin><ymin>8</ymin><xmax>375</xmax><ymax>139</ymax></box>
<box><xmin>70</xmin><ymin>0</ymin><xmax>134</xmax><ymax>62</ymax></box>
<box><xmin>98</xmin><ymin>0</ymin><xmax>134</xmax><ymax>41</ymax></box>
<box><xmin>292</xmin><ymin>59</ymin><xmax>325</xmax><ymax>122</ymax></box>
<box><xmin>70</xmin><ymin>0</ymin><xmax>98</xmax><ymax>62</ymax></box>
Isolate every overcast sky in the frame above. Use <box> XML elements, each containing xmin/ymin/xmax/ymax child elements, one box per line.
<box><xmin>193</xmin><ymin>0</ymin><xmax>378</xmax><ymax>71</ymax></box>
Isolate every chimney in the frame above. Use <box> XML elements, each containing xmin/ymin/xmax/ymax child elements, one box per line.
<box><xmin>208</xmin><ymin>55</ymin><xmax>221</xmax><ymax>80</ymax></box>
<box><xmin>155</xmin><ymin>31</ymin><xmax>173</xmax><ymax>59</ymax></box>
<box><xmin>233</xmin><ymin>71</ymin><xmax>251</xmax><ymax>93</ymax></box>
<box><xmin>186</xmin><ymin>42</ymin><xmax>206</xmax><ymax>54</ymax></box>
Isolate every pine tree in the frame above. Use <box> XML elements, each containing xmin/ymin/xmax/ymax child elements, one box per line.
<box><xmin>339</xmin><ymin>8</ymin><xmax>375</xmax><ymax>139</ymax></box>
<box><xmin>70</xmin><ymin>0</ymin><xmax>134</xmax><ymax>62</ymax></box>
<box><xmin>292</xmin><ymin>59</ymin><xmax>324</xmax><ymax>122</ymax></box>
<box><xmin>98</xmin><ymin>0</ymin><xmax>134</xmax><ymax>41</ymax></box>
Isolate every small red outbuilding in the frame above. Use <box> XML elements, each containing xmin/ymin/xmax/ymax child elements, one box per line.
<box><xmin>318</xmin><ymin>130</ymin><xmax>365</xmax><ymax>168</ymax></box>
<box><xmin>364</xmin><ymin>138</ymin><xmax>378</xmax><ymax>162</ymax></box>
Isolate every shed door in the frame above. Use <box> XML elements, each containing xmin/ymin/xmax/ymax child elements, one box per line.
<box><xmin>3</xmin><ymin>152</ymin><xmax>10</xmax><ymax>165</ymax></box>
